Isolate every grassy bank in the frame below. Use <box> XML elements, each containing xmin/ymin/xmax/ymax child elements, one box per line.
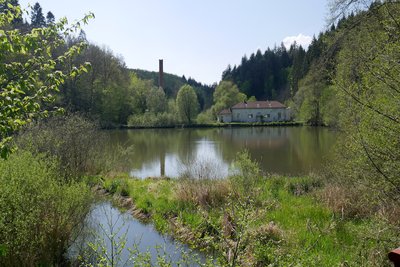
<box><xmin>101</xmin><ymin>172</ymin><xmax>396</xmax><ymax>266</ymax></box>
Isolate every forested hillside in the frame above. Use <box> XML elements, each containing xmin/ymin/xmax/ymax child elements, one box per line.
<box><xmin>221</xmin><ymin>37</ymin><xmax>326</xmax><ymax>103</ymax></box>
<box><xmin>132</xmin><ymin>69</ymin><xmax>215</xmax><ymax>110</ymax></box>
<box><xmin>59</xmin><ymin>42</ymin><xmax>215</xmax><ymax>127</ymax></box>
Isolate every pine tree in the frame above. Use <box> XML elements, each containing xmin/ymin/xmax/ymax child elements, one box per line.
<box><xmin>31</xmin><ymin>2</ymin><xmax>46</xmax><ymax>27</ymax></box>
<box><xmin>46</xmin><ymin>11</ymin><xmax>55</xmax><ymax>25</ymax></box>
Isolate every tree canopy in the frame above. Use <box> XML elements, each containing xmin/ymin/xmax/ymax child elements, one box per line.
<box><xmin>211</xmin><ymin>81</ymin><xmax>246</xmax><ymax>115</ymax></box>
<box><xmin>30</xmin><ymin>2</ymin><xmax>46</xmax><ymax>28</ymax></box>
<box><xmin>332</xmin><ymin>1</ymin><xmax>400</xmax><ymax>205</ymax></box>
<box><xmin>176</xmin><ymin>84</ymin><xmax>199</xmax><ymax>124</ymax></box>
<box><xmin>0</xmin><ymin>0</ymin><xmax>93</xmax><ymax>158</ymax></box>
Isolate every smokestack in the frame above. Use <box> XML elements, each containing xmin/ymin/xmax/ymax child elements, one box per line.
<box><xmin>159</xmin><ymin>59</ymin><xmax>164</xmax><ymax>89</ymax></box>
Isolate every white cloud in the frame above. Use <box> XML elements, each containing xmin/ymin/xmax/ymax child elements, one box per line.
<box><xmin>282</xmin><ymin>34</ymin><xmax>313</xmax><ymax>49</ymax></box>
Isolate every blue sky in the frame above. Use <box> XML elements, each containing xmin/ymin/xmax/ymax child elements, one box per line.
<box><xmin>19</xmin><ymin>0</ymin><xmax>329</xmax><ymax>84</ymax></box>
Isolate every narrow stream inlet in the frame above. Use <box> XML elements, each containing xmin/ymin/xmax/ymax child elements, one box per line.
<box><xmin>69</xmin><ymin>201</ymin><xmax>207</xmax><ymax>266</ymax></box>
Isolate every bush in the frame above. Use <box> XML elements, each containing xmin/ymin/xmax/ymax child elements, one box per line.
<box><xmin>196</xmin><ymin>109</ymin><xmax>214</xmax><ymax>124</ymax></box>
<box><xmin>0</xmin><ymin>151</ymin><xmax>92</xmax><ymax>266</ymax></box>
<box><xmin>229</xmin><ymin>150</ymin><xmax>262</xmax><ymax>196</ymax></box>
<box><xmin>16</xmin><ymin>114</ymin><xmax>107</xmax><ymax>181</ymax></box>
<box><xmin>128</xmin><ymin>112</ymin><xmax>179</xmax><ymax>127</ymax></box>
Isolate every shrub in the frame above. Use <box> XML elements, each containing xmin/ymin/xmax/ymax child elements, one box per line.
<box><xmin>128</xmin><ymin>112</ymin><xmax>179</xmax><ymax>127</ymax></box>
<box><xmin>229</xmin><ymin>150</ymin><xmax>262</xmax><ymax>196</ymax></box>
<box><xmin>0</xmin><ymin>151</ymin><xmax>92</xmax><ymax>266</ymax></box>
<box><xmin>196</xmin><ymin>109</ymin><xmax>215</xmax><ymax>124</ymax></box>
<box><xmin>16</xmin><ymin>114</ymin><xmax>108</xmax><ymax>181</ymax></box>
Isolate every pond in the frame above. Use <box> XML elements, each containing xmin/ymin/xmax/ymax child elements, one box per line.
<box><xmin>104</xmin><ymin>126</ymin><xmax>337</xmax><ymax>178</ymax></box>
<box><xmin>70</xmin><ymin>126</ymin><xmax>337</xmax><ymax>265</ymax></box>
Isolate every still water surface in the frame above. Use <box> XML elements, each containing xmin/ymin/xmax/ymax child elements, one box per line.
<box><xmin>69</xmin><ymin>202</ymin><xmax>206</xmax><ymax>266</ymax></box>
<box><xmin>105</xmin><ymin>126</ymin><xmax>336</xmax><ymax>178</ymax></box>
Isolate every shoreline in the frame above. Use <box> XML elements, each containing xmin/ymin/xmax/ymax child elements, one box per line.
<box><xmin>118</xmin><ymin>121</ymin><xmax>304</xmax><ymax>130</ymax></box>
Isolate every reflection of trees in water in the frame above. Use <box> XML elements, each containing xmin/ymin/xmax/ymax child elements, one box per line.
<box><xmin>105</xmin><ymin>129</ymin><xmax>209</xmax><ymax>175</ymax></box>
<box><xmin>207</xmin><ymin>127</ymin><xmax>336</xmax><ymax>175</ymax></box>
<box><xmin>103</xmin><ymin>127</ymin><xmax>337</xmax><ymax>176</ymax></box>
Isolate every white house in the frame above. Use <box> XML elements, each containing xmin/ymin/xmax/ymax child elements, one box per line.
<box><xmin>218</xmin><ymin>101</ymin><xmax>291</xmax><ymax>123</ymax></box>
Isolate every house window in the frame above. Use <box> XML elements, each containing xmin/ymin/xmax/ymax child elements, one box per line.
<box><xmin>278</xmin><ymin>112</ymin><xmax>281</xmax><ymax>119</ymax></box>
<box><xmin>237</xmin><ymin>113</ymin><xmax>240</xmax><ymax>119</ymax></box>
<box><xmin>266</xmin><ymin>114</ymin><xmax>270</xmax><ymax>118</ymax></box>
<box><xmin>248</xmin><ymin>114</ymin><xmax>253</xmax><ymax>119</ymax></box>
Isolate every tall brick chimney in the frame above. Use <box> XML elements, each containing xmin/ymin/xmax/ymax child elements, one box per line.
<box><xmin>159</xmin><ymin>59</ymin><xmax>164</xmax><ymax>90</ymax></box>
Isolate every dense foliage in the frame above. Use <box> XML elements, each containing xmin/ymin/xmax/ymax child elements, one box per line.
<box><xmin>16</xmin><ymin>114</ymin><xmax>107</xmax><ymax>180</ymax></box>
<box><xmin>211</xmin><ymin>81</ymin><xmax>246</xmax><ymax>116</ymax></box>
<box><xmin>58</xmin><ymin>46</ymin><xmax>215</xmax><ymax>127</ymax></box>
<box><xmin>330</xmin><ymin>1</ymin><xmax>400</xmax><ymax>216</ymax></box>
<box><xmin>221</xmin><ymin>40</ymin><xmax>326</xmax><ymax>103</ymax></box>
<box><xmin>0</xmin><ymin>151</ymin><xmax>92</xmax><ymax>266</ymax></box>
<box><xmin>133</xmin><ymin>69</ymin><xmax>215</xmax><ymax>111</ymax></box>
<box><xmin>0</xmin><ymin>0</ymin><xmax>92</xmax><ymax>158</ymax></box>
<box><xmin>0</xmin><ymin>2</ymin><xmax>94</xmax><ymax>265</ymax></box>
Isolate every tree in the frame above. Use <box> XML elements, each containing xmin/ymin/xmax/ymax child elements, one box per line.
<box><xmin>212</xmin><ymin>81</ymin><xmax>246</xmax><ymax>116</ymax></box>
<box><xmin>0</xmin><ymin>1</ymin><xmax>93</xmax><ymax>158</ymax></box>
<box><xmin>146</xmin><ymin>87</ymin><xmax>167</xmax><ymax>114</ymax></box>
<box><xmin>129</xmin><ymin>73</ymin><xmax>152</xmax><ymax>114</ymax></box>
<box><xmin>295</xmin><ymin>62</ymin><xmax>330</xmax><ymax>126</ymax></box>
<box><xmin>176</xmin><ymin>85</ymin><xmax>199</xmax><ymax>124</ymax></box>
<box><xmin>58</xmin><ymin>42</ymin><xmax>134</xmax><ymax>127</ymax></box>
<box><xmin>30</xmin><ymin>2</ymin><xmax>45</xmax><ymax>27</ymax></box>
<box><xmin>46</xmin><ymin>11</ymin><xmax>55</xmax><ymax>25</ymax></box>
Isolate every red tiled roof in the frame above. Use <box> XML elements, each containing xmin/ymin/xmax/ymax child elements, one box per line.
<box><xmin>219</xmin><ymin>108</ymin><xmax>232</xmax><ymax>115</ymax></box>
<box><xmin>231</xmin><ymin>101</ymin><xmax>286</xmax><ymax>109</ymax></box>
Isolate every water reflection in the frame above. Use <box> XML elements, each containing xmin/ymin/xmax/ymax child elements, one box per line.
<box><xmin>104</xmin><ymin>127</ymin><xmax>336</xmax><ymax>178</ymax></box>
<box><xmin>69</xmin><ymin>202</ymin><xmax>205</xmax><ymax>266</ymax></box>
